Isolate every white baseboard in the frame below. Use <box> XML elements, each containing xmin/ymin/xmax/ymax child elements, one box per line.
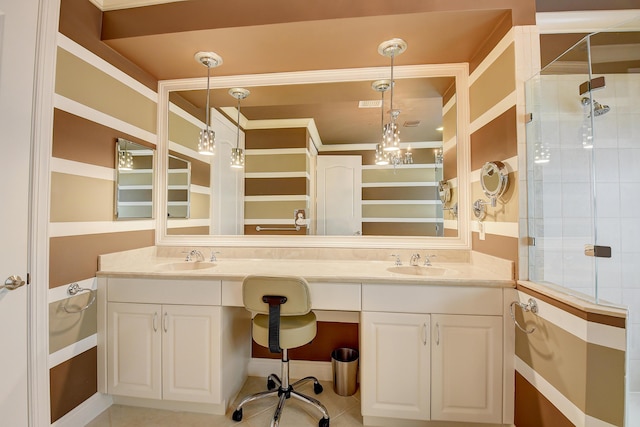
<box><xmin>50</xmin><ymin>392</ymin><xmax>113</xmax><ymax>427</ymax></box>
<box><xmin>248</xmin><ymin>357</ymin><xmax>333</xmax><ymax>382</ymax></box>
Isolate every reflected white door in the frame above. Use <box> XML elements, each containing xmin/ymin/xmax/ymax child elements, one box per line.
<box><xmin>0</xmin><ymin>0</ymin><xmax>38</xmax><ymax>424</ymax></box>
<box><xmin>316</xmin><ymin>156</ymin><xmax>362</xmax><ymax>235</ymax></box>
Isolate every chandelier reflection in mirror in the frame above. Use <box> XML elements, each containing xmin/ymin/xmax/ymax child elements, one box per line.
<box><xmin>195</xmin><ymin>51</ymin><xmax>223</xmax><ymax>156</ymax></box>
<box><xmin>229</xmin><ymin>88</ymin><xmax>250</xmax><ymax>169</ymax></box>
<box><xmin>374</xmin><ymin>38</ymin><xmax>413</xmax><ymax>167</ymax></box>
<box><xmin>118</xmin><ymin>138</ymin><xmax>133</xmax><ymax>170</ymax></box>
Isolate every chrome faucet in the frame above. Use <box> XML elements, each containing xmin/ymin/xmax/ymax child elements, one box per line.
<box><xmin>185</xmin><ymin>249</ymin><xmax>205</xmax><ymax>262</ymax></box>
<box><xmin>390</xmin><ymin>254</ymin><xmax>402</xmax><ymax>266</ymax></box>
<box><xmin>409</xmin><ymin>253</ymin><xmax>421</xmax><ymax>266</ymax></box>
<box><xmin>423</xmin><ymin>254</ymin><xmax>437</xmax><ymax>266</ymax></box>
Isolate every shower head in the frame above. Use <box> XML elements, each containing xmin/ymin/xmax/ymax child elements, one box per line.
<box><xmin>581</xmin><ymin>97</ymin><xmax>610</xmax><ymax>117</ymax></box>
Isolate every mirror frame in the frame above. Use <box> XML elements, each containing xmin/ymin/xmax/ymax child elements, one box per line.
<box><xmin>480</xmin><ymin>160</ymin><xmax>509</xmax><ymax>205</ymax></box>
<box><xmin>156</xmin><ymin>63</ymin><xmax>470</xmax><ymax>249</ymax></box>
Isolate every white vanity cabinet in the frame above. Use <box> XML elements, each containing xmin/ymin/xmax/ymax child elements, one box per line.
<box><xmin>431</xmin><ymin>314</ymin><xmax>503</xmax><ymax>424</ymax></box>
<box><xmin>361</xmin><ymin>311</ymin><xmax>431</xmax><ymax>420</ymax></box>
<box><xmin>107</xmin><ymin>302</ymin><xmax>220</xmax><ymax>403</ymax></box>
<box><xmin>98</xmin><ymin>276</ymin><xmax>251</xmax><ymax>413</ymax></box>
<box><xmin>360</xmin><ymin>283</ymin><xmax>505</xmax><ymax>425</ymax></box>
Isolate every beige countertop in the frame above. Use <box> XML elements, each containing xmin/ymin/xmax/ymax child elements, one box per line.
<box><xmin>98</xmin><ymin>246</ymin><xmax>515</xmax><ymax>288</ymax></box>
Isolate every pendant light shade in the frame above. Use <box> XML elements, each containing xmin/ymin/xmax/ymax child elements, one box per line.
<box><xmin>229</xmin><ymin>87</ymin><xmax>250</xmax><ymax>169</ymax></box>
<box><xmin>195</xmin><ymin>51</ymin><xmax>223</xmax><ymax>156</ymax></box>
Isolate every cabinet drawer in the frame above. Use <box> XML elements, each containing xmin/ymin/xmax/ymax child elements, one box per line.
<box><xmin>222</xmin><ymin>280</ymin><xmax>361</xmax><ymax>311</ymax></box>
<box><xmin>107</xmin><ymin>277</ymin><xmax>221</xmax><ymax>305</ymax></box>
<box><xmin>362</xmin><ymin>284</ymin><xmax>502</xmax><ymax>315</ymax></box>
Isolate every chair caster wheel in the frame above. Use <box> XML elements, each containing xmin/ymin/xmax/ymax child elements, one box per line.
<box><xmin>232</xmin><ymin>408</ymin><xmax>243</xmax><ymax>421</ymax></box>
<box><xmin>267</xmin><ymin>378</ymin><xmax>277</xmax><ymax>390</ymax></box>
<box><xmin>319</xmin><ymin>417</ymin><xmax>330</xmax><ymax>427</ymax></box>
<box><xmin>314</xmin><ymin>382</ymin><xmax>323</xmax><ymax>394</ymax></box>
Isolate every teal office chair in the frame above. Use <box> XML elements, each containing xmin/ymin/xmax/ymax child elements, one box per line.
<box><xmin>232</xmin><ymin>275</ymin><xmax>330</xmax><ymax>427</ymax></box>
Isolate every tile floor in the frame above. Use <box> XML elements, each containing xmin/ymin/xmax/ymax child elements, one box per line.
<box><xmin>86</xmin><ymin>376</ymin><xmax>363</xmax><ymax>427</ymax></box>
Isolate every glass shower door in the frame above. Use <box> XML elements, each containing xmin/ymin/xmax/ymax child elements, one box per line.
<box><xmin>526</xmin><ymin>36</ymin><xmax>598</xmax><ymax>300</ymax></box>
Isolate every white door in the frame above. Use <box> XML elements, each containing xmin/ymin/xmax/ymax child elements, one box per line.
<box><xmin>431</xmin><ymin>314</ymin><xmax>503</xmax><ymax>424</ymax></box>
<box><xmin>0</xmin><ymin>0</ymin><xmax>39</xmax><ymax>425</ymax></box>
<box><xmin>361</xmin><ymin>311</ymin><xmax>430</xmax><ymax>420</ymax></box>
<box><xmin>316</xmin><ymin>156</ymin><xmax>362</xmax><ymax>235</ymax></box>
<box><xmin>163</xmin><ymin>305</ymin><xmax>221</xmax><ymax>403</ymax></box>
<box><xmin>107</xmin><ymin>303</ymin><xmax>162</xmax><ymax>399</ymax></box>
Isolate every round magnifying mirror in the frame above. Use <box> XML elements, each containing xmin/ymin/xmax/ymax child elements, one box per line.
<box><xmin>438</xmin><ymin>181</ymin><xmax>451</xmax><ymax>204</ymax></box>
<box><xmin>480</xmin><ymin>161</ymin><xmax>509</xmax><ymax>206</ymax></box>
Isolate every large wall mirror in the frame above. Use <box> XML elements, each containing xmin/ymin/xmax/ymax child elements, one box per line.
<box><xmin>156</xmin><ymin>64</ymin><xmax>470</xmax><ymax>248</ymax></box>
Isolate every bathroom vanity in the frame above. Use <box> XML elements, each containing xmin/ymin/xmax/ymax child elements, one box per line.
<box><xmin>96</xmin><ymin>247</ymin><xmax>516</xmax><ymax>427</ymax></box>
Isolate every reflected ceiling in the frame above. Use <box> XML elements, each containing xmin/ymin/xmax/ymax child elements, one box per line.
<box><xmin>94</xmin><ymin>0</ymin><xmax>528</xmax><ymax>146</ymax></box>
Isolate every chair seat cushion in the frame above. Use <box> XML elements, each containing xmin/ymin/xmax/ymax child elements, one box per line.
<box><xmin>252</xmin><ymin>311</ymin><xmax>317</xmax><ymax>350</ymax></box>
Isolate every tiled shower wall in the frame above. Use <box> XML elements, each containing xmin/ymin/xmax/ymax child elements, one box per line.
<box><xmin>529</xmin><ymin>73</ymin><xmax>640</xmax><ymax>390</ymax></box>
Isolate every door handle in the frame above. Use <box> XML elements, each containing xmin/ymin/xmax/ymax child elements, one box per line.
<box><xmin>1</xmin><ymin>275</ymin><xmax>25</xmax><ymax>291</ymax></box>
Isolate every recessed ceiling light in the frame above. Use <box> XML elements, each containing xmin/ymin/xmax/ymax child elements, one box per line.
<box><xmin>436</xmin><ymin>126</ymin><xmax>444</xmax><ymax>131</ymax></box>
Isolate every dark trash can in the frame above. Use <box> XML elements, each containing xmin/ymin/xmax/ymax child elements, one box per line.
<box><xmin>331</xmin><ymin>348</ymin><xmax>359</xmax><ymax>396</ymax></box>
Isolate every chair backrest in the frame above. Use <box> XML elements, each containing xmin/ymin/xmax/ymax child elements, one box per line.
<box><xmin>242</xmin><ymin>275</ymin><xmax>312</xmax><ymax>315</ymax></box>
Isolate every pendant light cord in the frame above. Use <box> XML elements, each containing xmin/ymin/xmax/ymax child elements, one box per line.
<box><xmin>205</xmin><ymin>64</ymin><xmax>211</xmax><ymax>132</ymax></box>
<box><xmin>236</xmin><ymin>96</ymin><xmax>241</xmax><ymax>149</ymax></box>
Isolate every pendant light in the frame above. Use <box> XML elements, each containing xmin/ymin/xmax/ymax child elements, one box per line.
<box><xmin>229</xmin><ymin>88</ymin><xmax>250</xmax><ymax>169</ymax></box>
<box><xmin>118</xmin><ymin>138</ymin><xmax>133</xmax><ymax>170</ymax></box>
<box><xmin>372</xmin><ymin>79</ymin><xmax>391</xmax><ymax>165</ymax></box>
<box><xmin>378</xmin><ymin>38</ymin><xmax>407</xmax><ymax>152</ymax></box>
<box><xmin>195</xmin><ymin>51</ymin><xmax>223</xmax><ymax>156</ymax></box>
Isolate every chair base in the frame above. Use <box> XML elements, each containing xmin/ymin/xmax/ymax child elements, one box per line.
<box><xmin>232</xmin><ymin>351</ymin><xmax>330</xmax><ymax>427</ymax></box>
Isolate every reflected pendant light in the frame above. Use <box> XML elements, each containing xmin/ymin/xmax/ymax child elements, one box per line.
<box><xmin>118</xmin><ymin>140</ymin><xmax>133</xmax><ymax>170</ymax></box>
<box><xmin>195</xmin><ymin>51</ymin><xmax>223</xmax><ymax>156</ymax></box>
<box><xmin>229</xmin><ymin>88</ymin><xmax>250</xmax><ymax>169</ymax></box>
<box><xmin>378</xmin><ymin>38</ymin><xmax>407</xmax><ymax>152</ymax></box>
<box><xmin>372</xmin><ymin>79</ymin><xmax>390</xmax><ymax>165</ymax></box>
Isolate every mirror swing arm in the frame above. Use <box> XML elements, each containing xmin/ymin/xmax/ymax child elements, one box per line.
<box><xmin>155</xmin><ymin>63</ymin><xmax>471</xmax><ymax>249</ymax></box>
<box><xmin>473</xmin><ymin>160</ymin><xmax>509</xmax><ymax>221</ymax></box>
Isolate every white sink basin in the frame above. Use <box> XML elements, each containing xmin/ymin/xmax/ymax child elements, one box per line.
<box><xmin>157</xmin><ymin>262</ymin><xmax>217</xmax><ymax>271</ymax></box>
<box><xmin>387</xmin><ymin>266</ymin><xmax>447</xmax><ymax>276</ymax></box>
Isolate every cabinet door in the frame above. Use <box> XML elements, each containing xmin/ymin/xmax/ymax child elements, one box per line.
<box><xmin>107</xmin><ymin>302</ymin><xmax>162</xmax><ymax>399</ymax></box>
<box><xmin>361</xmin><ymin>311</ymin><xmax>430</xmax><ymax>420</ymax></box>
<box><xmin>162</xmin><ymin>305</ymin><xmax>221</xmax><ymax>403</ymax></box>
<box><xmin>431</xmin><ymin>314</ymin><xmax>502</xmax><ymax>423</ymax></box>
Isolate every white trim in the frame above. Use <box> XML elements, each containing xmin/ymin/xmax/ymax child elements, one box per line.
<box><xmin>57</xmin><ymin>33</ymin><xmax>157</xmax><ymax>102</ymax></box>
<box><xmin>362</xmin><ymin>200</ymin><xmax>440</xmax><ymax>205</ymax></box>
<box><xmin>167</xmin><ymin>141</ymin><xmax>211</xmax><ymax>164</ymax></box>
<box><xmin>51</xmin><ymin>157</ymin><xmax>114</xmax><ymax>181</ymax></box>
<box><xmin>516</xmin><ymin>356</ymin><xmax>586</xmax><ymax>427</ymax></box>
<box><xmin>190</xmin><ymin>184</ymin><xmax>210</xmax><ymax>195</ymax></box>
<box><xmin>166</xmin><ymin>218</ymin><xmax>210</xmax><ymax>228</ymax></box>
<box><xmin>470</xmin><ymin>27</ymin><xmax>515</xmax><ymax>85</ymax></box>
<box><xmin>49</xmin><ymin>392</ymin><xmax>113</xmax><ymax>427</ymax></box>
<box><xmin>246</xmin><ymin>148</ymin><xmax>308</xmax><ymax>155</ymax></box>
<box><xmin>443</xmin><ymin>93</ymin><xmax>456</xmax><ymax>115</ymax></box>
<box><xmin>470</xmin><ymin>91</ymin><xmax>517</xmax><ymax>134</ymax></box>
<box><xmin>48</xmin><ymin>334</ymin><xmax>98</xmax><ymax>369</ymax></box>
<box><xmin>516</xmin><ymin>290</ymin><xmax>626</xmax><ymax>351</ymax></box>
<box><xmin>444</xmin><ymin>219</ymin><xmax>458</xmax><ymax>230</ymax></box>
<box><xmin>362</xmin><ymin>163</ymin><xmax>440</xmax><ymax>170</ymax></box>
<box><xmin>244</xmin><ymin>172</ymin><xmax>309</xmax><ymax>179</ymax></box>
<box><xmin>362</xmin><ymin>218</ymin><xmax>443</xmax><ymax>223</ymax></box>
<box><xmin>55</xmin><ymin>94</ymin><xmax>157</xmax><ymax>144</ymax></box>
<box><xmin>244</xmin><ymin>195</ymin><xmax>309</xmax><ymax>202</ymax></box>
<box><xmin>244</xmin><ymin>219</ymin><xmax>304</xmax><ymax>226</ymax></box>
<box><xmin>536</xmin><ymin>10</ymin><xmax>640</xmax><ymax>35</ymax></box>
<box><xmin>49</xmin><ymin>278</ymin><xmax>96</xmax><ymax>303</ymax></box>
<box><xmin>362</xmin><ymin>181</ymin><xmax>438</xmax><ymax>187</ymax></box>
<box><xmin>471</xmin><ymin>221</ymin><xmax>519</xmax><ymax>238</ymax></box>
<box><xmin>31</xmin><ymin>0</ymin><xmax>60</xmax><ymax>424</ymax></box>
<box><xmin>49</xmin><ymin>220</ymin><xmax>156</xmax><ymax>237</ymax></box>
<box><xmin>169</xmin><ymin>102</ymin><xmax>203</xmax><ymax>127</ymax></box>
